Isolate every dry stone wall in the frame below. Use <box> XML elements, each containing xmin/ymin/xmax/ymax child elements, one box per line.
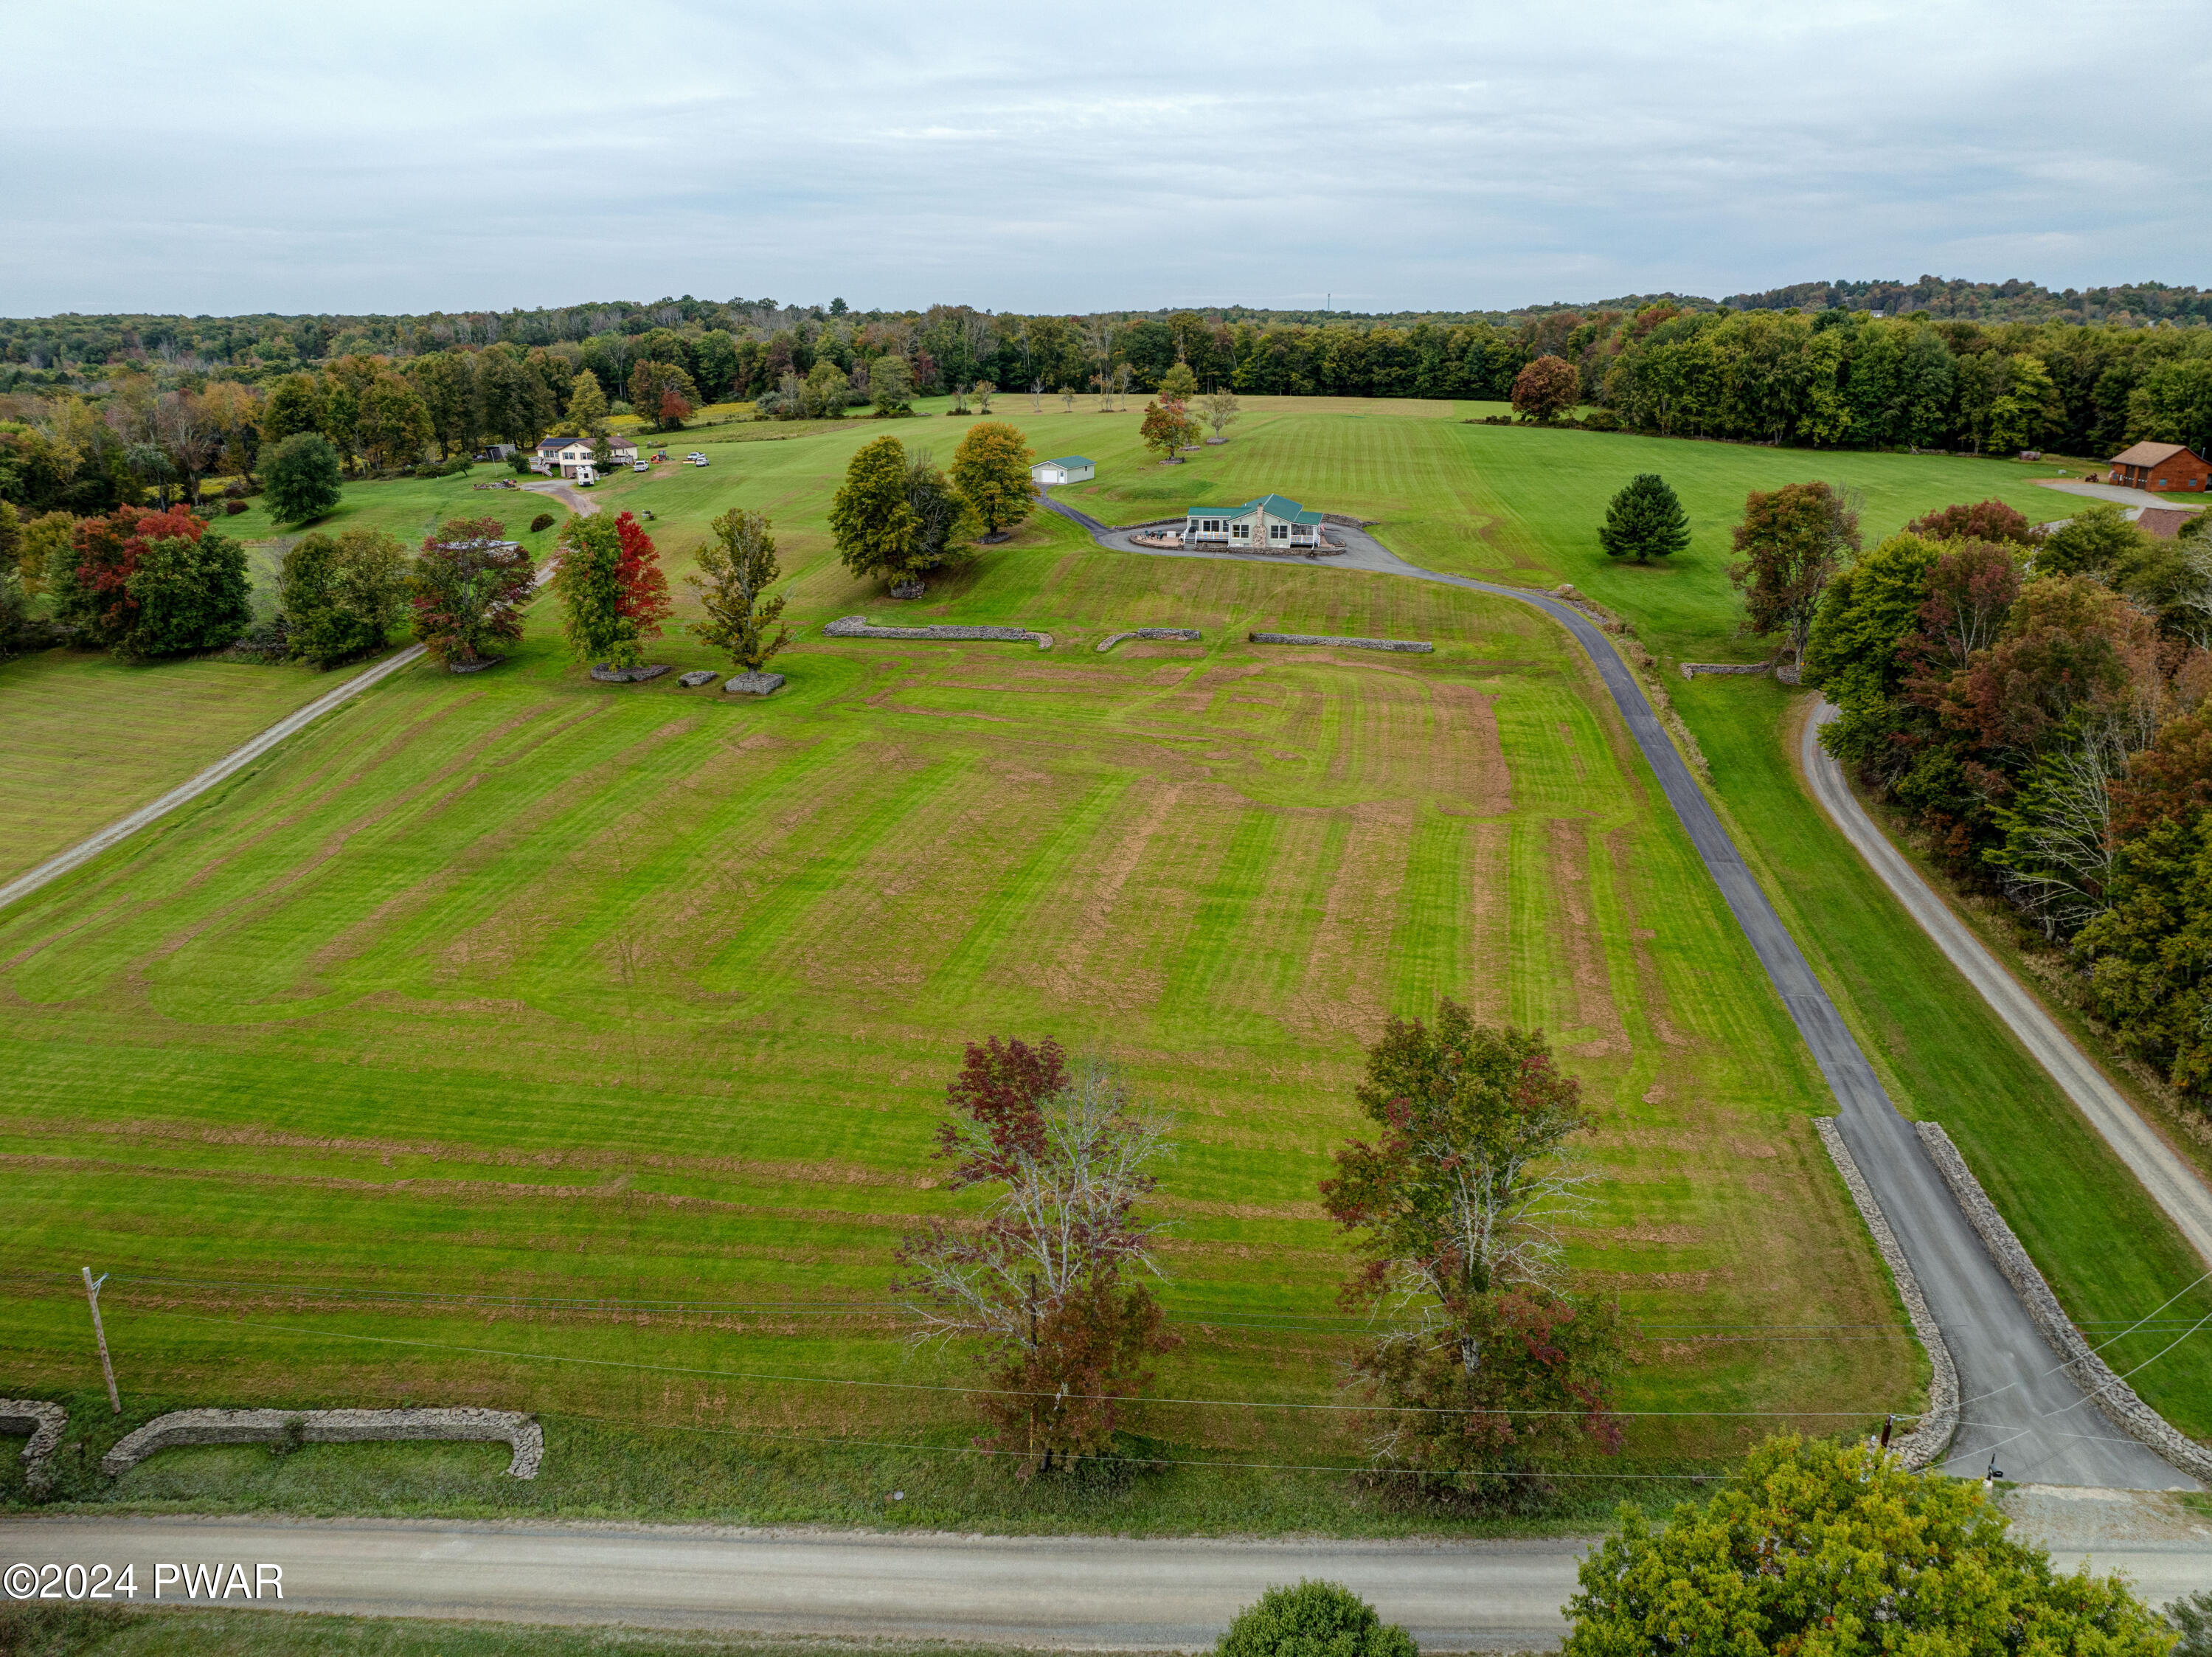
<box><xmin>1098</xmin><ymin>629</ymin><xmax>1202</xmax><ymax>651</ymax></box>
<box><xmin>101</xmin><ymin>1407</ymin><xmax>543</xmax><ymax>1481</ymax></box>
<box><xmin>825</xmin><ymin>617</ymin><xmax>1052</xmax><ymax>649</ymax></box>
<box><xmin>1248</xmin><ymin>632</ymin><xmax>1432</xmax><ymax>654</ymax></box>
<box><xmin>1915</xmin><ymin>1121</ymin><xmax>2212</xmax><ymax>1481</ymax></box>
<box><xmin>0</xmin><ymin>1400</ymin><xmax>66</xmax><ymax>1493</ymax></box>
<box><xmin>1813</xmin><ymin>1120</ymin><xmax>1960</xmax><ymax>1469</ymax></box>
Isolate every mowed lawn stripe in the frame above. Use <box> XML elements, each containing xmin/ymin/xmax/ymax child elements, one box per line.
<box><xmin>4</xmin><ymin>424</ymin><xmax>1949</xmax><ymax>1482</ymax></box>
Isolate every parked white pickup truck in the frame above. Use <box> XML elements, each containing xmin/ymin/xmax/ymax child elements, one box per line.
<box><xmin>686</xmin><ymin>452</ymin><xmax>710</xmax><ymax>466</ymax></box>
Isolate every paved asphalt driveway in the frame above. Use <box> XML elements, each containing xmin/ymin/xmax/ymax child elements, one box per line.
<box><xmin>1042</xmin><ymin>494</ymin><xmax>2196</xmax><ymax>1491</ymax></box>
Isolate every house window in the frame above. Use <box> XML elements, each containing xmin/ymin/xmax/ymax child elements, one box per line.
<box><xmin>1269</xmin><ymin>524</ymin><xmax>1288</xmax><ymax>541</ymax></box>
<box><xmin>1232</xmin><ymin>522</ymin><xmax>1249</xmax><ymax>539</ymax></box>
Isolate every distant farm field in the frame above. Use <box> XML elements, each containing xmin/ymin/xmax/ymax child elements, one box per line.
<box><xmin>8</xmin><ymin>393</ymin><xmax>2200</xmax><ymax>1523</ymax></box>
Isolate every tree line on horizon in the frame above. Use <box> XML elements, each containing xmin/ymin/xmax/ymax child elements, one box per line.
<box><xmin>7</xmin><ymin>305</ymin><xmax>2212</xmax><ymax>531</ymax></box>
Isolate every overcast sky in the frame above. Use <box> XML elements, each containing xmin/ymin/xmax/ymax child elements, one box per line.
<box><xmin>4</xmin><ymin>0</ymin><xmax>2207</xmax><ymax>319</ymax></box>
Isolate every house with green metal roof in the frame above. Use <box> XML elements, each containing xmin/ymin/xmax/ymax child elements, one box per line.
<box><xmin>1184</xmin><ymin>494</ymin><xmax>1328</xmax><ymax>550</ymax></box>
<box><xmin>1030</xmin><ymin>455</ymin><xmax>1095</xmax><ymax>485</ymax></box>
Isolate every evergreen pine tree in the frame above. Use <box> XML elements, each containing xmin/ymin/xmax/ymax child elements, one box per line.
<box><xmin>1598</xmin><ymin>473</ymin><xmax>1691</xmax><ymax>563</ymax></box>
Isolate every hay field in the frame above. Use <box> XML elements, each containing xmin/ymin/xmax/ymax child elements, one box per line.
<box><xmin>0</xmin><ymin>533</ymin><xmax>1915</xmax><ymax>1512</ymax></box>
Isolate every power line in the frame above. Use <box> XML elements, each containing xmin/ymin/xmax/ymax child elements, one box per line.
<box><xmin>18</xmin><ymin>1268</ymin><xmax>2200</xmax><ymax>1337</ymax></box>
<box><xmin>136</xmin><ymin>1306</ymin><xmax>1928</xmax><ymax>1421</ymax></box>
<box><xmin>535</xmin><ymin>1407</ymin><xmax>1727</xmax><ymax>1481</ymax></box>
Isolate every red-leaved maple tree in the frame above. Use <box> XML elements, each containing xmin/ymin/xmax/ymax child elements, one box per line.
<box><xmin>71</xmin><ymin>506</ymin><xmax>207</xmax><ymax>644</ymax></box>
<box><xmin>611</xmin><ymin>511</ymin><xmax>672</xmax><ymax>640</ymax></box>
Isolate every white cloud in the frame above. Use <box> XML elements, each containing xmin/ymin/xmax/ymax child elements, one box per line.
<box><xmin>1</xmin><ymin>0</ymin><xmax>2208</xmax><ymax>316</ymax></box>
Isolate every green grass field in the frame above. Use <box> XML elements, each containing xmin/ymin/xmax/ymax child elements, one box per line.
<box><xmin>0</xmin><ymin>471</ymin><xmax>575</xmax><ymax>885</ymax></box>
<box><xmin>4</xmin><ymin>394</ymin><xmax>2203</xmax><ymax>1524</ymax></box>
<box><xmin>1</xmin><ymin>500</ymin><xmax>1912</xmax><ymax>1526</ymax></box>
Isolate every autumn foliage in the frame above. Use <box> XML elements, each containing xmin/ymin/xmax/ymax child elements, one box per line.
<box><xmin>554</xmin><ymin>509</ymin><xmax>669</xmax><ymax>668</ymax></box>
<box><xmin>50</xmin><ymin>505</ymin><xmax>252</xmax><ymax>659</ymax></box>
<box><xmin>409</xmin><ymin>515</ymin><xmax>538</xmax><ymax>668</ymax></box>
<box><xmin>1321</xmin><ymin>1000</ymin><xmax>1620</xmax><ymax>1499</ymax></box>
<box><xmin>1805</xmin><ymin>492</ymin><xmax>2212</xmax><ymax>1094</ymax></box>
<box><xmin>895</xmin><ymin>1037</ymin><xmax>1180</xmax><ymax>1473</ymax></box>
<box><xmin>67</xmin><ymin>506</ymin><xmax>207</xmax><ymax>643</ymax></box>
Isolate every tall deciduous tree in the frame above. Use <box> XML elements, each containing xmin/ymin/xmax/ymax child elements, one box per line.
<box><xmin>1596</xmin><ymin>474</ymin><xmax>1690</xmax><ymax>563</ymax></box>
<box><xmin>404</xmin><ymin>352</ymin><xmax>480</xmax><ymax>459</ymax></box>
<box><xmin>280</xmin><ymin>527</ymin><xmax>410</xmax><ymax>665</ymax></box>
<box><xmin>198</xmin><ymin>381</ymin><xmax>264</xmax><ymax>483</ymax></box>
<box><xmin>951</xmin><ymin>420</ymin><xmax>1036</xmax><ymax>539</ymax></box>
<box><xmin>52</xmin><ymin>505</ymin><xmax>213</xmax><ymax>648</ymax></box>
<box><xmin>153</xmin><ymin>390</ymin><xmax>223</xmax><ymax>505</ymax></box>
<box><xmin>1140</xmin><ymin>399</ymin><xmax>1199</xmax><ymax>464</ymax></box>
<box><xmin>629</xmin><ymin>359</ymin><xmax>701</xmax><ymax>430</ymax></box>
<box><xmin>831</xmin><ymin>435</ymin><xmax>920</xmax><ymax>584</ymax></box>
<box><xmin>869</xmin><ymin>353</ymin><xmax>915</xmax><ymax>415</ymax></box>
<box><xmin>1158</xmin><ymin>362</ymin><xmax>1199</xmax><ymax>401</ymax></box>
<box><xmin>263</xmin><ymin>432</ymin><xmax>344</xmax><ymax>525</ymax></box>
<box><xmin>1320</xmin><ymin>1000</ymin><xmax>1619</xmax><ymax>1496</ymax></box>
<box><xmin>257</xmin><ymin>374</ymin><xmax>326</xmax><ymax>449</ymax></box>
<box><xmin>688</xmin><ymin>508</ymin><xmax>791</xmax><ymax>673</ymax></box>
<box><xmin>555</xmin><ymin>508</ymin><xmax>669</xmax><ymax>668</ymax></box>
<box><xmin>1729</xmin><ymin>480</ymin><xmax>1861</xmax><ymax>665</ymax></box>
<box><xmin>114</xmin><ymin>521</ymin><xmax>252</xmax><ymax>659</ymax></box>
<box><xmin>1565</xmin><ymin>1436</ymin><xmax>2172</xmax><ymax>1657</ymax></box>
<box><xmin>1198</xmin><ymin>390</ymin><xmax>1241</xmax><ymax>440</ymax></box>
<box><xmin>1511</xmin><ymin>355</ymin><xmax>1581</xmax><ymax>421</ymax></box>
<box><xmin>905</xmin><ymin>450</ymin><xmax>979</xmax><ymax>577</ymax></box>
<box><xmin>411</xmin><ymin>517</ymin><xmax>537</xmax><ymax>669</ymax></box>
<box><xmin>356</xmin><ymin>373</ymin><xmax>435</xmax><ymax>470</ymax></box>
<box><xmin>895</xmin><ymin>1039</ymin><xmax>1180</xmax><ymax>1472</ymax></box>
<box><xmin>474</xmin><ymin>347</ymin><xmax>556</xmax><ymax>451</ymax></box>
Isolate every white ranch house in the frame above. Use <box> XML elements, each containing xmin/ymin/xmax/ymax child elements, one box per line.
<box><xmin>1030</xmin><ymin>455</ymin><xmax>1095</xmax><ymax>485</ymax></box>
<box><xmin>1185</xmin><ymin>494</ymin><xmax>1327</xmax><ymax>550</ymax></box>
<box><xmin>533</xmin><ymin>434</ymin><xmax>639</xmax><ymax>482</ymax></box>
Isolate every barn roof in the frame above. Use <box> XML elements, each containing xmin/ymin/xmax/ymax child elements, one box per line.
<box><xmin>2109</xmin><ymin>440</ymin><xmax>2201</xmax><ymax>467</ymax></box>
<box><xmin>2139</xmin><ymin>508</ymin><xmax>2199</xmax><ymax>540</ymax></box>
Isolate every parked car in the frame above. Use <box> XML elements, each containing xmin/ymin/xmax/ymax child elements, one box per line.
<box><xmin>633</xmin><ymin>462</ymin><xmax>649</xmax><ymax>472</ymax></box>
<box><xmin>687</xmin><ymin>452</ymin><xmax>709</xmax><ymax>466</ymax></box>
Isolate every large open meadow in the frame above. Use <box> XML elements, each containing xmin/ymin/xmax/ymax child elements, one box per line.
<box><xmin>5</xmin><ymin>395</ymin><xmax>2207</xmax><ymax>1524</ymax></box>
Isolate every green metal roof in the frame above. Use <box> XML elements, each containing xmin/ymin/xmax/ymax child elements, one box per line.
<box><xmin>1186</xmin><ymin>495</ymin><xmax>1319</xmax><ymax>523</ymax></box>
<box><xmin>1044</xmin><ymin>455</ymin><xmax>1092</xmax><ymax>468</ymax></box>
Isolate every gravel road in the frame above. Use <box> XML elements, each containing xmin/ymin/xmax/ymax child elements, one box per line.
<box><xmin>0</xmin><ymin>1518</ymin><xmax>1590</xmax><ymax>1647</ymax></box>
<box><xmin>1803</xmin><ymin>699</ymin><xmax>2212</xmax><ymax>1269</ymax></box>
<box><xmin>5</xmin><ymin>1515</ymin><xmax>2209</xmax><ymax>1646</ymax></box>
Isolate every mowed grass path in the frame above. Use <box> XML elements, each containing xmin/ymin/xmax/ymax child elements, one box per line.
<box><xmin>1</xmin><ymin>542</ymin><xmax>1913</xmax><ymax>1504</ymax></box>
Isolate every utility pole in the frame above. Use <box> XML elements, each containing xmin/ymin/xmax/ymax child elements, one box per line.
<box><xmin>83</xmin><ymin>1267</ymin><xmax>120</xmax><ymax>1414</ymax></box>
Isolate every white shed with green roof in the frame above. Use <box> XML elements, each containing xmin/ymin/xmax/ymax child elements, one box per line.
<box><xmin>1185</xmin><ymin>494</ymin><xmax>1327</xmax><ymax>550</ymax></box>
<box><xmin>1030</xmin><ymin>455</ymin><xmax>1095</xmax><ymax>485</ymax></box>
